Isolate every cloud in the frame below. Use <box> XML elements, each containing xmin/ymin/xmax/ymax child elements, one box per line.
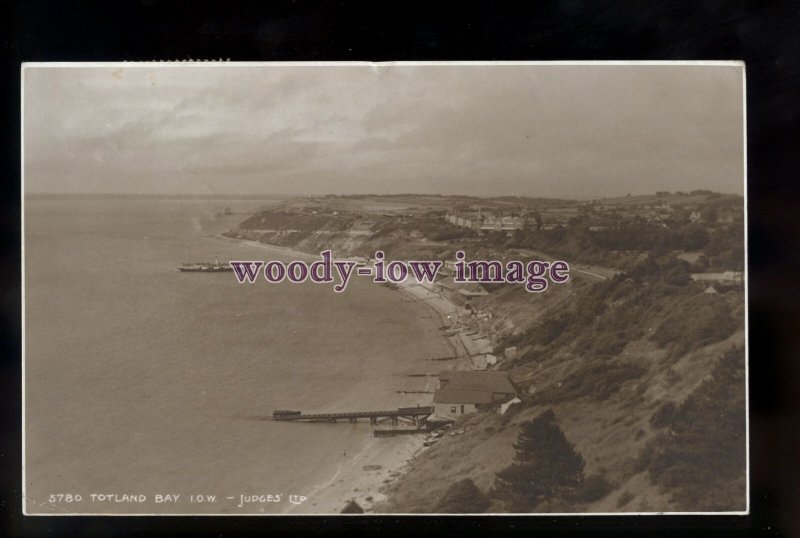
<box><xmin>23</xmin><ymin>64</ymin><xmax>744</xmax><ymax>196</ymax></box>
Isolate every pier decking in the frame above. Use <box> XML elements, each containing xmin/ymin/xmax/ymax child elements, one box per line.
<box><xmin>272</xmin><ymin>406</ymin><xmax>434</xmax><ymax>427</ymax></box>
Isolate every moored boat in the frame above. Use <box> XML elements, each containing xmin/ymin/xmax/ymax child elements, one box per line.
<box><xmin>178</xmin><ymin>257</ymin><xmax>233</xmax><ymax>272</ymax></box>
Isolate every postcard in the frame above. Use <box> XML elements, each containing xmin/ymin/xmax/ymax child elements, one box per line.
<box><xmin>22</xmin><ymin>61</ymin><xmax>746</xmax><ymax>515</ymax></box>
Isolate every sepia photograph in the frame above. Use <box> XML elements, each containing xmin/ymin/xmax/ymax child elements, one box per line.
<box><xmin>22</xmin><ymin>62</ymin><xmax>746</xmax><ymax>515</ymax></box>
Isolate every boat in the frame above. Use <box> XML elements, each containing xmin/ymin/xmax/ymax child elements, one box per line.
<box><xmin>177</xmin><ymin>257</ymin><xmax>233</xmax><ymax>273</ymax></box>
<box><xmin>272</xmin><ymin>410</ymin><xmax>302</xmax><ymax>418</ymax></box>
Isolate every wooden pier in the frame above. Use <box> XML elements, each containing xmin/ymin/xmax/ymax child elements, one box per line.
<box><xmin>272</xmin><ymin>406</ymin><xmax>434</xmax><ymax>428</ymax></box>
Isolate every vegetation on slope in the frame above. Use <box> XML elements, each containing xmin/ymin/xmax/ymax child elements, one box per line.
<box><xmin>492</xmin><ymin>409</ymin><xmax>586</xmax><ymax>512</ymax></box>
<box><xmin>637</xmin><ymin>346</ymin><xmax>746</xmax><ymax>511</ymax></box>
<box><xmin>433</xmin><ymin>479</ymin><xmax>491</xmax><ymax>513</ymax></box>
<box><xmin>378</xmin><ymin>253</ymin><xmax>744</xmax><ymax>513</ymax></box>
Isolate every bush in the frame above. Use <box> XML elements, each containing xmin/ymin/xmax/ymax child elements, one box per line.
<box><xmin>650</xmin><ymin>402</ymin><xmax>677</xmax><ymax>429</ymax></box>
<box><xmin>616</xmin><ymin>491</ymin><xmax>635</xmax><ymax>508</ymax></box>
<box><xmin>536</xmin><ymin>315</ymin><xmax>571</xmax><ymax>345</ymax></box>
<box><xmin>651</xmin><ymin>299</ymin><xmax>739</xmax><ymax>353</ymax></box>
<box><xmin>540</xmin><ymin>361</ymin><xmax>647</xmax><ymax>404</ymax></box>
<box><xmin>434</xmin><ymin>479</ymin><xmax>491</xmax><ymax>513</ymax></box>
<box><xmin>569</xmin><ymin>475</ymin><xmax>616</xmax><ymax>503</ymax></box>
<box><xmin>591</xmin><ymin>332</ymin><xmax>627</xmax><ymax>358</ymax></box>
<box><xmin>638</xmin><ymin>347</ymin><xmax>746</xmax><ymax>511</ymax></box>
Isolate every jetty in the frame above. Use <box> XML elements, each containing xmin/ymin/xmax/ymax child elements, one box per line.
<box><xmin>272</xmin><ymin>406</ymin><xmax>434</xmax><ymax>428</ymax></box>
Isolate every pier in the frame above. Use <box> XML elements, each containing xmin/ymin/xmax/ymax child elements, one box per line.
<box><xmin>272</xmin><ymin>406</ymin><xmax>434</xmax><ymax>428</ymax></box>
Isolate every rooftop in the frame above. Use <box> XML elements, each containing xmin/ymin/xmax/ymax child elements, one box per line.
<box><xmin>434</xmin><ymin>388</ymin><xmax>494</xmax><ymax>404</ymax></box>
<box><xmin>438</xmin><ymin>370</ymin><xmax>516</xmax><ymax>394</ymax></box>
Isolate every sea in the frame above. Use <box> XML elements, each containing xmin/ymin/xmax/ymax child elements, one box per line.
<box><xmin>23</xmin><ymin>196</ymin><xmax>449</xmax><ymax>514</ymax></box>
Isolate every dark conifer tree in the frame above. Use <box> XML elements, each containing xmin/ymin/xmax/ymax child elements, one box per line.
<box><xmin>493</xmin><ymin>409</ymin><xmax>585</xmax><ymax>512</ymax></box>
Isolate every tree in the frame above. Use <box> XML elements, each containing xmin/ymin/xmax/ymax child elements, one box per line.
<box><xmin>531</xmin><ymin>210</ymin><xmax>543</xmax><ymax>231</ymax></box>
<box><xmin>642</xmin><ymin>347</ymin><xmax>746</xmax><ymax>510</ymax></box>
<box><xmin>434</xmin><ymin>479</ymin><xmax>491</xmax><ymax>513</ymax></box>
<box><xmin>492</xmin><ymin>409</ymin><xmax>585</xmax><ymax>511</ymax></box>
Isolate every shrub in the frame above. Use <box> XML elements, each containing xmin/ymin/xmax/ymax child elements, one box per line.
<box><xmin>537</xmin><ymin>315</ymin><xmax>571</xmax><ymax>345</ymax></box>
<box><xmin>591</xmin><ymin>332</ymin><xmax>627</xmax><ymax>358</ymax></box>
<box><xmin>650</xmin><ymin>402</ymin><xmax>677</xmax><ymax>429</ymax></box>
<box><xmin>616</xmin><ymin>491</ymin><xmax>635</xmax><ymax>508</ymax></box>
<box><xmin>651</xmin><ymin>299</ymin><xmax>739</xmax><ymax>353</ymax></box>
<box><xmin>545</xmin><ymin>361</ymin><xmax>647</xmax><ymax>403</ymax></box>
<box><xmin>569</xmin><ymin>475</ymin><xmax>616</xmax><ymax>503</ymax></box>
<box><xmin>434</xmin><ymin>479</ymin><xmax>491</xmax><ymax>513</ymax></box>
<box><xmin>638</xmin><ymin>347</ymin><xmax>746</xmax><ymax>511</ymax></box>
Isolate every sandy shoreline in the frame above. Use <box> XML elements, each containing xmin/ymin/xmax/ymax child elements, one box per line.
<box><xmin>214</xmin><ymin>234</ymin><xmax>469</xmax><ymax>514</ymax></box>
<box><xmin>285</xmin><ymin>432</ymin><xmax>429</xmax><ymax>514</ymax></box>
<box><xmin>398</xmin><ymin>282</ymin><xmax>494</xmax><ymax>368</ymax></box>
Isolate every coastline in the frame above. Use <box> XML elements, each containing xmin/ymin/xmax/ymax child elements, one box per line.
<box><xmin>216</xmin><ymin>232</ymin><xmax>493</xmax><ymax>366</ymax></box>
<box><xmin>215</xmin><ymin>233</ymin><xmax>464</xmax><ymax>514</ymax></box>
<box><xmin>285</xmin><ymin>432</ymin><xmax>429</xmax><ymax>514</ymax></box>
<box><xmin>397</xmin><ymin>282</ymin><xmax>493</xmax><ymax>370</ymax></box>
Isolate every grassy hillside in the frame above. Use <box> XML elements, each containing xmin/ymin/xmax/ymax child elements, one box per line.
<box><xmin>376</xmin><ymin>255</ymin><xmax>745</xmax><ymax>513</ymax></box>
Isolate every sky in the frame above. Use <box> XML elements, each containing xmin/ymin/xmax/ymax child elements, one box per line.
<box><xmin>23</xmin><ymin>63</ymin><xmax>745</xmax><ymax>198</ymax></box>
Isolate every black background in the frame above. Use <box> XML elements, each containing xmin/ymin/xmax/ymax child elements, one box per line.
<box><xmin>3</xmin><ymin>1</ymin><xmax>799</xmax><ymax>536</ymax></box>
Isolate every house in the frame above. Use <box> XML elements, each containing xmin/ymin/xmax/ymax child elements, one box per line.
<box><xmin>433</xmin><ymin>371</ymin><xmax>517</xmax><ymax>419</ymax></box>
<box><xmin>342</xmin><ymin>256</ymin><xmax>369</xmax><ymax>266</ymax></box>
<box><xmin>691</xmin><ymin>271</ymin><xmax>743</xmax><ymax>284</ymax></box>
<box><xmin>435</xmin><ymin>277</ymin><xmax>489</xmax><ymax>305</ymax></box>
<box><xmin>457</xmin><ymin>283</ymin><xmax>489</xmax><ymax>300</ymax></box>
<box><xmin>434</xmin><ymin>275</ymin><xmax>457</xmax><ymax>293</ymax></box>
<box><xmin>471</xmin><ymin>355</ymin><xmax>488</xmax><ymax>370</ymax></box>
<box><xmin>716</xmin><ymin>208</ymin><xmax>738</xmax><ymax>225</ymax></box>
<box><xmin>472</xmin><ymin>353</ymin><xmax>498</xmax><ymax>370</ymax></box>
<box><xmin>445</xmin><ymin>208</ymin><xmax>529</xmax><ymax>233</ymax></box>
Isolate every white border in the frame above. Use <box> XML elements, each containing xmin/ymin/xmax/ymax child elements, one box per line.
<box><xmin>20</xmin><ymin>60</ymin><xmax>749</xmax><ymax>517</ymax></box>
<box><xmin>22</xmin><ymin>60</ymin><xmax>744</xmax><ymax>67</ymax></box>
<box><xmin>743</xmin><ymin>63</ymin><xmax>750</xmax><ymax>516</ymax></box>
<box><xmin>21</xmin><ymin>64</ymin><xmax>27</xmax><ymax>517</ymax></box>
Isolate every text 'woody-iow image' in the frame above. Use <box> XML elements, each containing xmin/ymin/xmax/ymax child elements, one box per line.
<box><xmin>22</xmin><ymin>62</ymin><xmax>746</xmax><ymax>515</ymax></box>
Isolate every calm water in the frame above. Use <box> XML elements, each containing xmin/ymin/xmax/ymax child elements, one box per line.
<box><xmin>24</xmin><ymin>197</ymin><xmax>447</xmax><ymax>514</ymax></box>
